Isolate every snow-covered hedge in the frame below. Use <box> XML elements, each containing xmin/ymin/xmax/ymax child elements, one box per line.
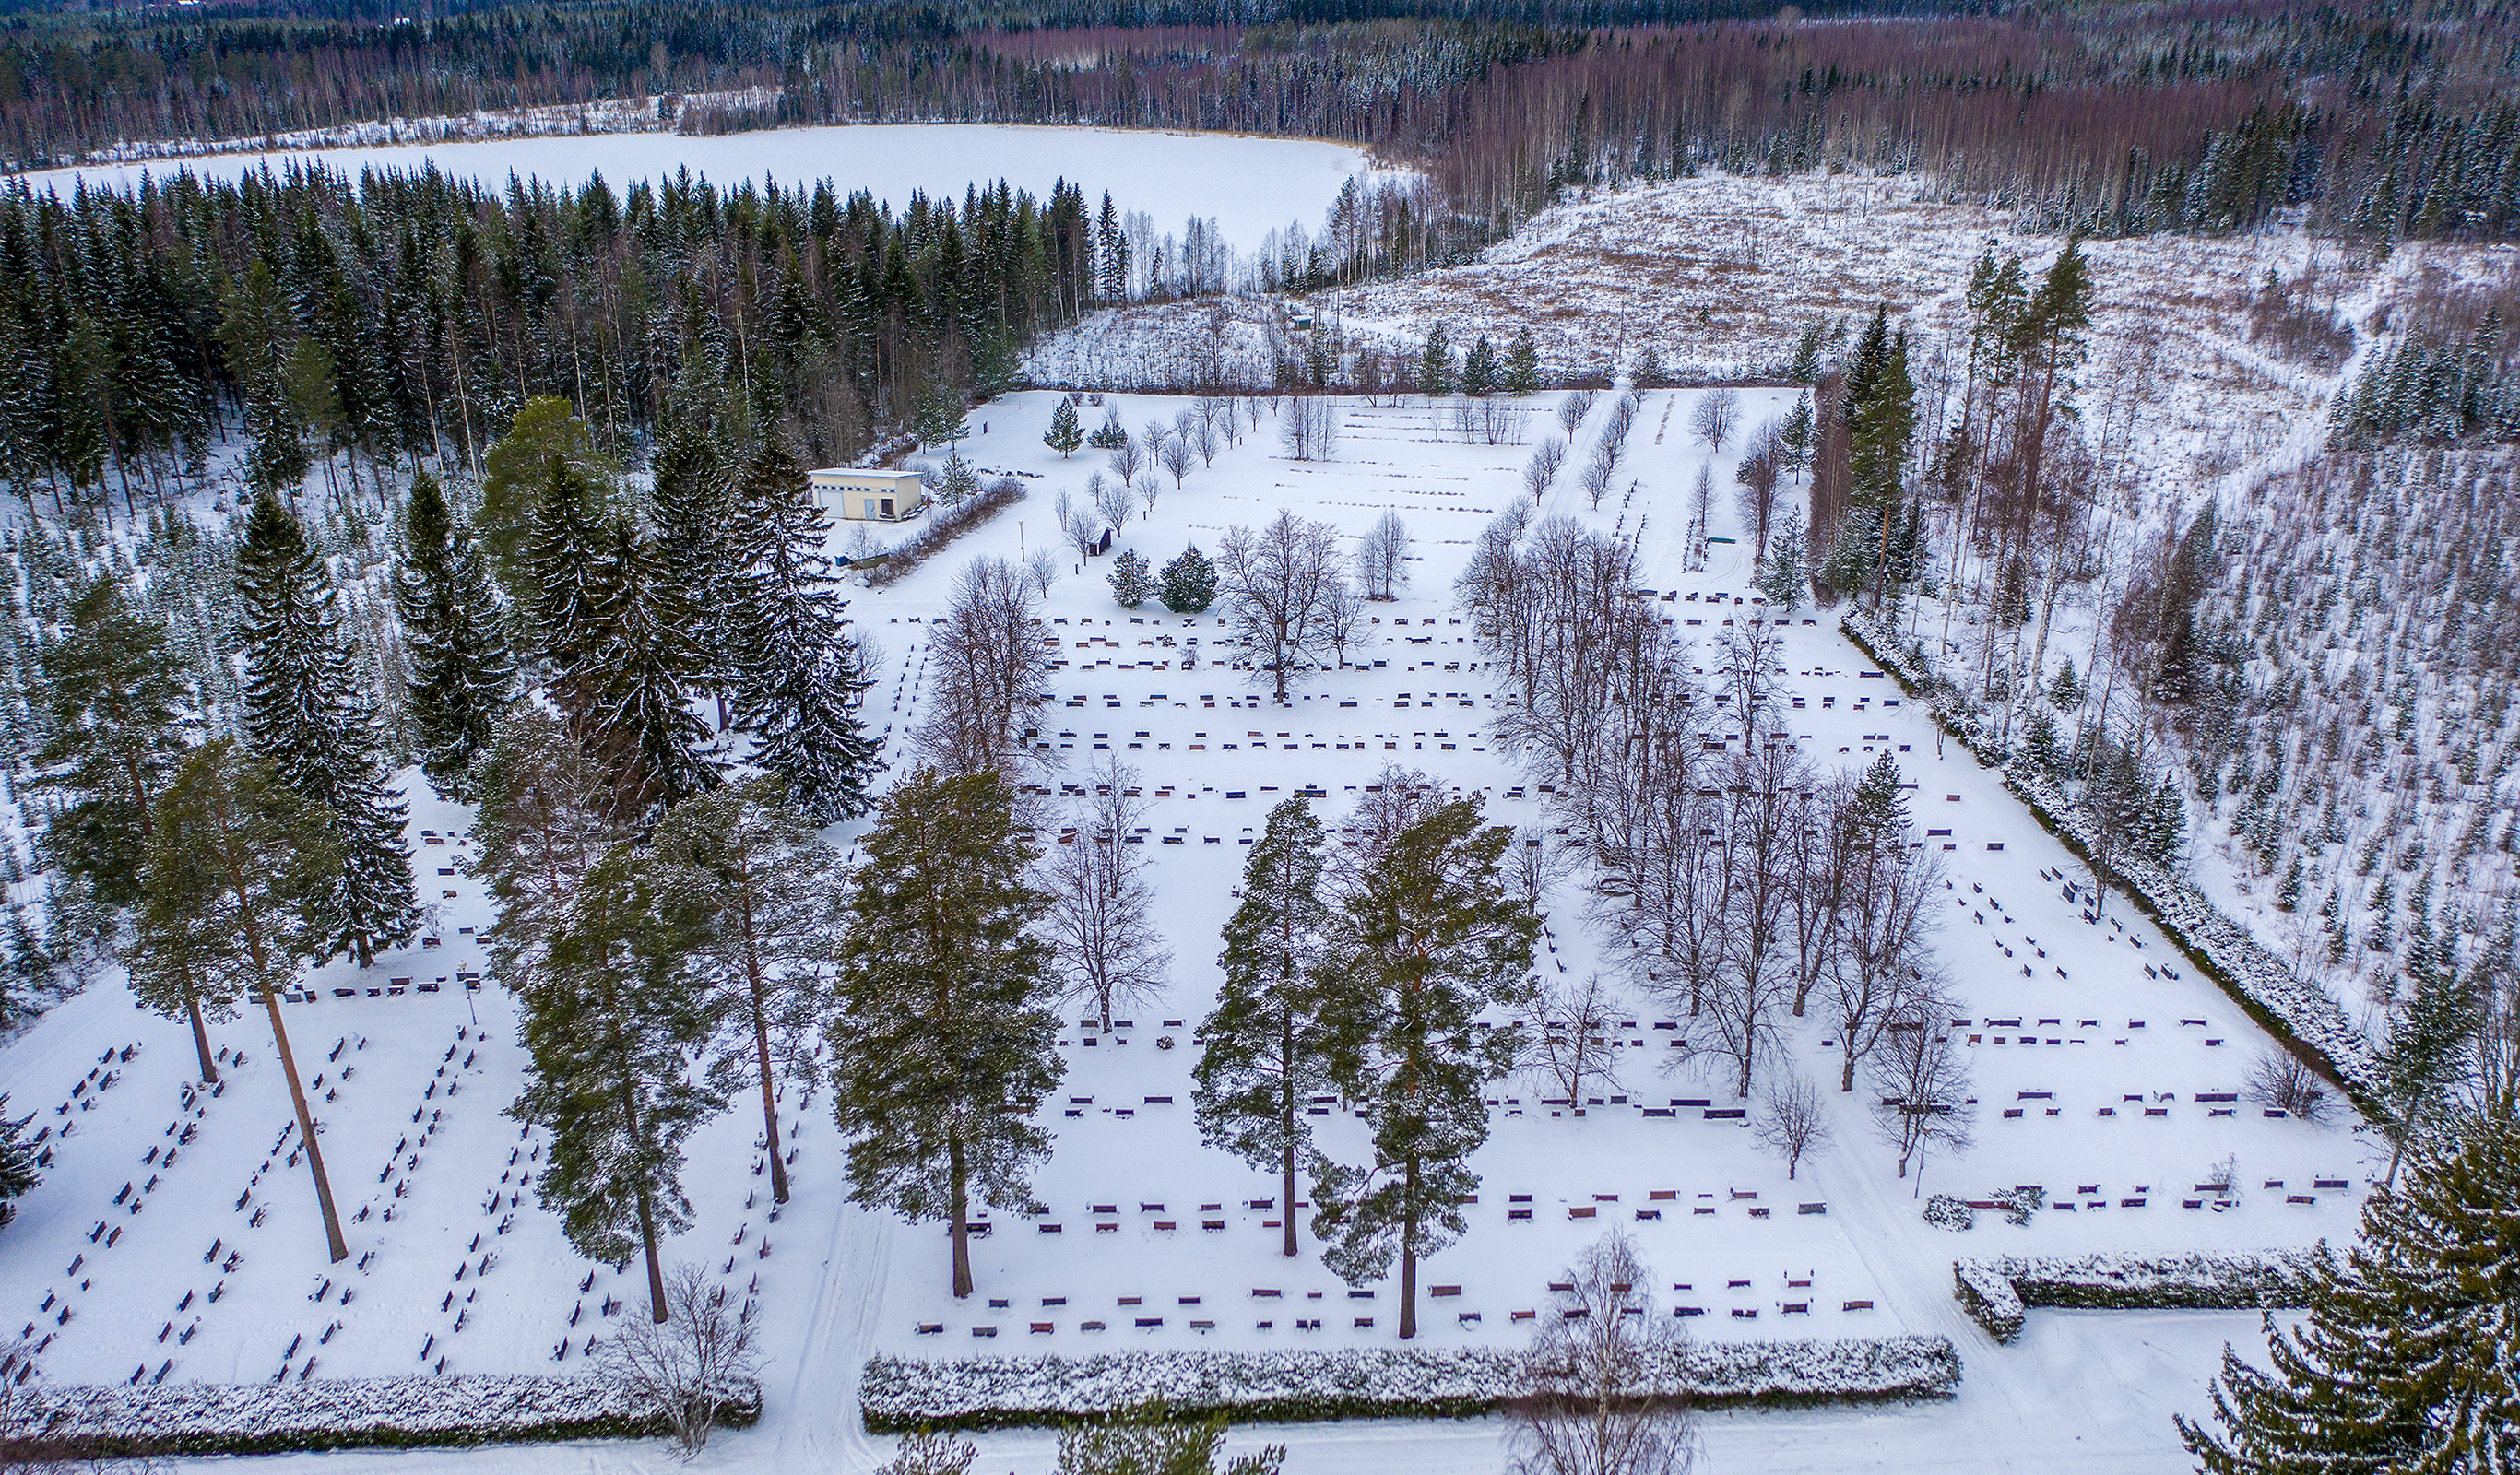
<box><xmin>1953</xmin><ymin>1249</ymin><xmax>2336</xmax><ymax>1343</ymax></box>
<box><xmin>860</xmin><ymin>1339</ymin><xmax>1961</xmax><ymax>1431</ymax></box>
<box><xmin>1839</xmin><ymin>610</ymin><xmax>2378</xmax><ymax>1102</ymax></box>
<box><xmin>4</xmin><ymin>1374</ymin><xmax>761</xmax><ymax>1457</ymax></box>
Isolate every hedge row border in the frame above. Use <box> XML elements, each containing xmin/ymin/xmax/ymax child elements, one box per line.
<box><xmin>1952</xmin><ymin>1248</ymin><xmax>2334</xmax><ymax>1343</ymax></box>
<box><xmin>859</xmin><ymin>1339</ymin><xmax>1962</xmax><ymax>1432</ymax></box>
<box><xmin>5</xmin><ymin>1375</ymin><xmax>760</xmax><ymax>1457</ymax></box>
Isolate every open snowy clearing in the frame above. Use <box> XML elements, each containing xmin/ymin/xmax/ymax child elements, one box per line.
<box><xmin>0</xmin><ymin>384</ymin><xmax>2372</xmax><ymax>1471</ymax></box>
<box><xmin>16</xmin><ymin>124</ymin><xmax>1382</xmax><ymax>263</ymax></box>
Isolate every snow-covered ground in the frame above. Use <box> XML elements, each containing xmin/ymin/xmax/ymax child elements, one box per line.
<box><xmin>18</xmin><ymin>125</ymin><xmax>1383</xmax><ymax>266</ymax></box>
<box><xmin>1</xmin><ymin>384</ymin><xmax>2372</xmax><ymax>1471</ymax></box>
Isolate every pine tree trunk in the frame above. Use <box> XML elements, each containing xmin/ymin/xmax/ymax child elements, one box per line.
<box><xmin>753</xmin><ymin>987</ymin><xmax>788</xmax><ymax>1204</ymax></box>
<box><xmin>262</xmin><ymin>987</ymin><xmax>348</xmax><ymax>1263</ymax></box>
<box><xmin>186</xmin><ymin>992</ymin><xmax>219</xmax><ymax>1085</ymax></box>
<box><xmin>637</xmin><ymin>1185</ymin><xmax>668</xmax><ymax>1323</ymax></box>
<box><xmin>949</xmin><ymin>1135</ymin><xmax>973</xmax><ymax>1299</ymax></box>
<box><xmin>1280</xmin><ymin>1009</ymin><xmax>1298</xmax><ymax>1258</ymax></box>
<box><xmin>1399</xmin><ymin>1159</ymin><xmax>1419</xmax><ymax>1340</ymax></box>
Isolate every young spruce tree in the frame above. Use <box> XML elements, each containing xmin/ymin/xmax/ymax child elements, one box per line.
<box><xmin>1312</xmin><ymin>797</ymin><xmax>1537</xmax><ymax>1338</ymax></box>
<box><xmin>1159</xmin><ymin>545</ymin><xmax>1218</xmax><ymax>614</ymax></box>
<box><xmin>396</xmin><ymin>472</ymin><xmax>515</xmax><ymax>796</ymax></box>
<box><xmin>237</xmin><ymin>493</ymin><xmax>418</xmax><ymax>966</ymax></box>
<box><xmin>1194</xmin><ymin>797</ymin><xmax>1334</xmax><ymax>1258</ymax></box>
<box><xmin>827</xmin><ymin>769</ymin><xmax>1061</xmax><ymax>1298</ymax></box>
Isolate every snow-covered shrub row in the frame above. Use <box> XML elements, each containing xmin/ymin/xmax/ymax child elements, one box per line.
<box><xmin>1953</xmin><ymin>1249</ymin><xmax>2337</xmax><ymax>1343</ymax></box>
<box><xmin>1840</xmin><ymin>610</ymin><xmax>2378</xmax><ymax>1100</ymax></box>
<box><xmin>5</xmin><ymin>1374</ymin><xmax>761</xmax><ymax>1457</ymax></box>
<box><xmin>860</xmin><ymin>1339</ymin><xmax>1961</xmax><ymax>1431</ymax></box>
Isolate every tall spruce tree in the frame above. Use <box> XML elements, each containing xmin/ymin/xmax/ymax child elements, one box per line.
<box><xmin>134</xmin><ymin>739</ymin><xmax>350</xmax><ymax>1260</ymax></box>
<box><xmin>527</xmin><ymin>455</ymin><xmax>612</xmax><ymax>716</ymax></box>
<box><xmin>1311</xmin><ymin>797</ymin><xmax>1537</xmax><ymax>1338</ymax></box>
<box><xmin>2177</xmin><ymin>1090</ymin><xmax>2520</xmax><ymax>1474</ymax></box>
<box><xmin>583</xmin><ymin>520</ymin><xmax>718</xmax><ymax>825</ymax></box>
<box><xmin>0</xmin><ymin>1097</ymin><xmax>39</xmax><ymax>1214</ymax></box>
<box><xmin>396</xmin><ymin>472</ymin><xmax>515</xmax><ymax>797</ymax></box>
<box><xmin>648</xmin><ymin>779</ymin><xmax>842</xmax><ymax>1206</ymax></box>
<box><xmin>510</xmin><ymin>841</ymin><xmax>722</xmax><ymax>1321</ymax></box>
<box><xmin>32</xmin><ymin>574</ymin><xmax>191</xmax><ymax>906</ymax></box>
<box><xmin>236</xmin><ymin>493</ymin><xmax>418</xmax><ymax>966</ymax></box>
<box><xmin>723</xmin><ymin>438</ymin><xmax>880</xmax><ymax>821</ymax></box>
<box><xmin>827</xmin><ymin>769</ymin><xmax>1061</xmax><ymax>1298</ymax></box>
<box><xmin>1194</xmin><ymin>797</ymin><xmax>1334</xmax><ymax>1258</ymax></box>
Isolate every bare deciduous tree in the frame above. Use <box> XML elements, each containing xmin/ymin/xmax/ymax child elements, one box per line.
<box><xmin>1508</xmin><ymin>1232</ymin><xmax>1698</xmax><ymax>1475</ymax></box>
<box><xmin>1691</xmin><ymin>388</ymin><xmax>1740</xmax><ymax>453</ymax></box>
<box><xmin>1556</xmin><ymin>389</ymin><xmax>1598</xmax><ymax>438</ymax></box>
<box><xmin>1280</xmin><ymin>396</ymin><xmax>1341</xmax><ymax>461</ymax></box>
<box><xmin>1734</xmin><ymin>427</ymin><xmax>1782</xmax><ymax>558</ymax></box>
<box><xmin>916</xmin><ymin>556</ymin><xmax>1050</xmax><ymax>775</ymax></box>
<box><xmin>1753</xmin><ymin>1070</ymin><xmax>1831</xmax><ymax>1179</ymax></box>
<box><xmin>1106</xmin><ymin>434</ymin><xmax>1143</xmax><ymax>485</ymax></box>
<box><xmin>2246</xmin><ymin>1052</ymin><xmax>2331</xmax><ymax>1122</ymax></box>
<box><xmin>1044</xmin><ymin>758</ymin><xmax>1172</xmax><ymax>1032</ymax></box>
<box><xmin>1217</xmin><ymin>511</ymin><xmax>1348</xmax><ymax>700</ymax></box>
<box><xmin>1867</xmin><ymin>1010</ymin><xmax>1975</xmax><ymax>1181</ymax></box>
<box><xmin>1158</xmin><ymin>434</ymin><xmax>1197</xmax><ymax>490</ymax></box>
<box><xmin>1319</xmin><ymin>582</ymin><xmax>1366</xmax><ymax>667</ymax></box>
<box><xmin>1525</xmin><ymin>437</ymin><xmax>1568</xmax><ymax>502</ymax></box>
<box><xmin>1521</xmin><ymin>973</ymin><xmax>1627</xmax><ymax>1103</ymax></box>
<box><xmin>1087</xmin><ymin>474</ymin><xmax>1132</xmax><ymax>533</ymax></box>
<box><xmin>875</xmin><ymin>1430</ymin><xmax>977</xmax><ymax>1475</ymax></box>
<box><xmin>1358</xmin><ymin>509</ymin><xmax>1413</xmax><ymax>600</ymax></box>
<box><xmin>1023</xmin><ymin>547</ymin><xmax>1060</xmax><ymax>598</ymax></box>
<box><xmin>602</xmin><ymin>1261</ymin><xmax>761</xmax><ymax>1456</ymax></box>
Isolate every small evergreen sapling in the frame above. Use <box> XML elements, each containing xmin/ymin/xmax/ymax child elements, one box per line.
<box><xmin>1043</xmin><ymin>397</ymin><xmax>1083</xmax><ymax>458</ymax></box>
<box><xmin>1107</xmin><ymin>549</ymin><xmax>1157</xmax><ymax>608</ymax></box>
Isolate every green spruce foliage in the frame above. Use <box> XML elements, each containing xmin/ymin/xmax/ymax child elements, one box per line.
<box><xmin>32</xmin><ymin>574</ymin><xmax>191</xmax><ymax>905</ymax></box>
<box><xmin>396</xmin><ymin>472</ymin><xmax>515</xmax><ymax>797</ymax></box>
<box><xmin>1044</xmin><ymin>397</ymin><xmax>1083</xmax><ymax>457</ymax></box>
<box><xmin>1195</xmin><ymin>798</ymin><xmax>1335</xmax><ymax>1259</ymax></box>
<box><xmin>2177</xmin><ymin>1092</ymin><xmax>2520</xmax><ymax>1474</ymax></box>
<box><xmin>236</xmin><ymin>494</ymin><xmax>418</xmax><ymax>967</ymax></box>
<box><xmin>1311</xmin><ymin>797</ymin><xmax>1537</xmax><ymax>1339</ymax></box>
<box><xmin>1504</xmin><ymin>329</ymin><xmax>1542</xmax><ymax>395</ymax></box>
<box><xmin>827</xmin><ymin>769</ymin><xmax>1062</xmax><ymax>1299</ymax></box>
<box><xmin>1107</xmin><ymin>548</ymin><xmax>1157</xmax><ymax>608</ymax></box>
<box><xmin>723</xmin><ymin>438</ymin><xmax>880</xmax><ymax>821</ymax></box>
<box><xmin>1159</xmin><ymin>545</ymin><xmax>1218</xmax><ymax>614</ymax></box>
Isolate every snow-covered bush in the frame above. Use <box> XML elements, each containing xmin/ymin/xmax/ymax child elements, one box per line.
<box><xmin>2</xmin><ymin>1373</ymin><xmax>762</xmax><ymax>1457</ymax></box>
<box><xmin>1923</xmin><ymin>1194</ymin><xmax>1975</xmax><ymax>1232</ymax></box>
<box><xmin>1953</xmin><ymin>1249</ymin><xmax>2337</xmax><ymax>1343</ymax></box>
<box><xmin>859</xmin><ymin>1338</ymin><xmax>1961</xmax><ymax>1431</ymax></box>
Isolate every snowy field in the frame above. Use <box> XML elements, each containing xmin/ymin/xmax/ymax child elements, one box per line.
<box><xmin>0</xmin><ymin>384</ymin><xmax>2373</xmax><ymax>1472</ymax></box>
<box><xmin>18</xmin><ymin>124</ymin><xmax>1381</xmax><ymax>263</ymax></box>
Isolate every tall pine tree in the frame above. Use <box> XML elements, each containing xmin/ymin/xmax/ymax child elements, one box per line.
<box><xmin>237</xmin><ymin>494</ymin><xmax>417</xmax><ymax>966</ymax></box>
<box><xmin>510</xmin><ymin>841</ymin><xmax>722</xmax><ymax>1321</ymax></box>
<box><xmin>648</xmin><ymin>779</ymin><xmax>843</xmax><ymax>1206</ymax></box>
<box><xmin>1194</xmin><ymin>797</ymin><xmax>1334</xmax><ymax>1258</ymax></box>
<box><xmin>723</xmin><ymin>438</ymin><xmax>880</xmax><ymax>821</ymax></box>
<box><xmin>396</xmin><ymin>472</ymin><xmax>515</xmax><ymax>797</ymax></box>
<box><xmin>827</xmin><ymin>769</ymin><xmax>1061</xmax><ymax>1298</ymax></box>
<box><xmin>32</xmin><ymin>574</ymin><xmax>191</xmax><ymax>906</ymax></box>
<box><xmin>1311</xmin><ymin>797</ymin><xmax>1537</xmax><ymax>1338</ymax></box>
